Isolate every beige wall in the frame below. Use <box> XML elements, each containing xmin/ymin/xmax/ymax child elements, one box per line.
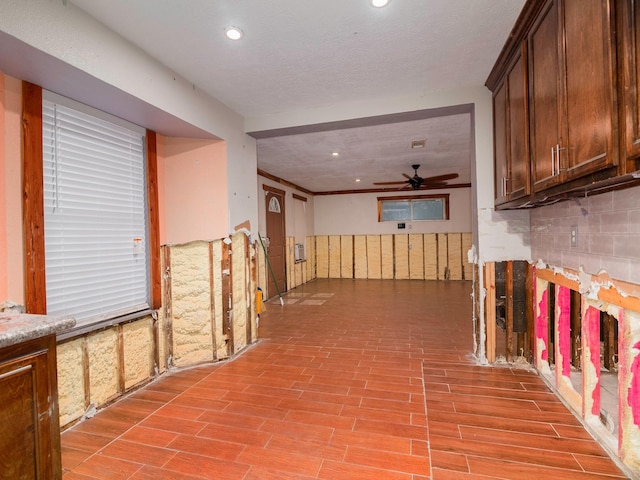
<box><xmin>313</xmin><ymin>188</ymin><xmax>472</xmax><ymax>235</ymax></box>
<box><xmin>0</xmin><ymin>73</ymin><xmax>24</xmax><ymax>306</ymax></box>
<box><xmin>159</xmin><ymin>136</ymin><xmax>229</xmax><ymax>245</ymax></box>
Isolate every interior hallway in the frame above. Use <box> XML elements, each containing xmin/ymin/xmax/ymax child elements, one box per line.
<box><xmin>61</xmin><ymin>279</ymin><xmax>628</xmax><ymax>479</ymax></box>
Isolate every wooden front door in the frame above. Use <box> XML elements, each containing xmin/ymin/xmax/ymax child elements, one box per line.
<box><xmin>265</xmin><ymin>189</ymin><xmax>286</xmax><ymax>299</ymax></box>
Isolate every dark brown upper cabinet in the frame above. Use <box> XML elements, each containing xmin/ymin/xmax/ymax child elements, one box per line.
<box><xmin>528</xmin><ymin>0</ymin><xmax>617</xmax><ymax>193</ymax></box>
<box><xmin>486</xmin><ymin>0</ymin><xmax>640</xmax><ymax>209</ymax></box>
<box><xmin>493</xmin><ymin>42</ymin><xmax>530</xmax><ymax>206</ymax></box>
<box><xmin>618</xmin><ymin>0</ymin><xmax>640</xmax><ymax>173</ymax></box>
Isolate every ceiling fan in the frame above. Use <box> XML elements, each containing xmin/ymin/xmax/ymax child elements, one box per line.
<box><xmin>374</xmin><ymin>164</ymin><xmax>459</xmax><ymax>190</ymax></box>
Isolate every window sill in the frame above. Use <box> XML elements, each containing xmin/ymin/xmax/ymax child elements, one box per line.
<box><xmin>57</xmin><ymin>308</ymin><xmax>155</xmax><ymax>342</ymax></box>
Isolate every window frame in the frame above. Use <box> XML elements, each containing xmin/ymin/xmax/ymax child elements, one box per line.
<box><xmin>22</xmin><ymin>81</ymin><xmax>160</xmax><ymax>328</ymax></box>
<box><xmin>377</xmin><ymin>194</ymin><xmax>450</xmax><ymax>222</ymax></box>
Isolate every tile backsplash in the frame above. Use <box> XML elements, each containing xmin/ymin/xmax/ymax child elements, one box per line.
<box><xmin>530</xmin><ymin>184</ymin><xmax>640</xmax><ymax>285</ymax></box>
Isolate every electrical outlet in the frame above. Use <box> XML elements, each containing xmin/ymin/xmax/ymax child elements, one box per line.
<box><xmin>570</xmin><ymin>225</ymin><xmax>578</xmax><ymax>248</ymax></box>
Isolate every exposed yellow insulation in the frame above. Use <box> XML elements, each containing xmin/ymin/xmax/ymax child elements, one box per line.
<box><xmin>366</xmin><ymin>235</ymin><xmax>382</xmax><ymax>279</ymax></box>
<box><xmin>170</xmin><ymin>242</ymin><xmax>214</xmax><ymax>367</ymax></box>
<box><xmin>87</xmin><ymin>328</ymin><xmax>119</xmax><ymax>406</ymax></box>
<box><xmin>462</xmin><ymin>233</ymin><xmax>473</xmax><ymax>280</ymax></box>
<box><xmin>424</xmin><ymin>234</ymin><xmax>438</xmax><ymax>280</ymax></box>
<box><xmin>340</xmin><ymin>236</ymin><xmax>354</xmax><ymax>279</ymax></box>
<box><xmin>381</xmin><ymin>235</ymin><xmax>394</xmax><ymax>279</ymax></box>
<box><xmin>395</xmin><ymin>234</ymin><xmax>409</xmax><ymax>279</ymax></box>
<box><xmin>448</xmin><ymin>233</ymin><xmax>463</xmax><ymax>281</ymax></box>
<box><xmin>354</xmin><ymin>235</ymin><xmax>368</xmax><ymax>279</ymax></box>
<box><xmin>232</xmin><ymin>233</ymin><xmax>248</xmax><ymax>353</ymax></box>
<box><xmin>56</xmin><ymin>339</ymin><xmax>85</xmax><ymax>426</ymax></box>
<box><xmin>329</xmin><ymin>235</ymin><xmax>341</xmax><ymax>278</ymax></box>
<box><xmin>437</xmin><ymin>233</ymin><xmax>449</xmax><ymax>280</ymax></box>
<box><xmin>123</xmin><ymin>317</ymin><xmax>153</xmax><ymax>389</ymax></box>
<box><xmin>316</xmin><ymin>235</ymin><xmax>329</xmax><ymax>278</ymax></box>
<box><xmin>306</xmin><ymin>236</ymin><xmax>316</xmax><ymax>280</ymax></box>
<box><xmin>409</xmin><ymin>234</ymin><xmax>425</xmax><ymax>280</ymax></box>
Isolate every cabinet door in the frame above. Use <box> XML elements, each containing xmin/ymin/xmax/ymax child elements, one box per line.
<box><xmin>507</xmin><ymin>50</ymin><xmax>530</xmax><ymax>200</ymax></box>
<box><xmin>493</xmin><ymin>81</ymin><xmax>509</xmax><ymax>204</ymax></box>
<box><xmin>0</xmin><ymin>338</ymin><xmax>60</xmax><ymax>480</ymax></box>
<box><xmin>528</xmin><ymin>0</ymin><xmax>562</xmax><ymax>192</ymax></box>
<box><xmin>561</xmin><ymin>0</ymin><xmax>617</xmax><ymax>178</ymax></box>
<box><xmin>619</xmin><ymin>0</ymin><xmax>640</xmax><ymax>165</ymax></box>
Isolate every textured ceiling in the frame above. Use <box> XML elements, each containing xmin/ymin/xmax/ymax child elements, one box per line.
<box><xmin>69</xmin><ymin>0</ymin><xmax>525</xmax><ymax>192</ymax></box>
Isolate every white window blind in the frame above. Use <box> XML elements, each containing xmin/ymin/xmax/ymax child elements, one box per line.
<box><xmin>42</xmin><ymin>93</ymin><xmax>149</xmax><ymax>325</ymax></box>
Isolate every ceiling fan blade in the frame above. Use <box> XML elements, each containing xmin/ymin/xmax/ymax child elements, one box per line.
<box><xmin>420</xmin><ymin>182</ymin><xmax>448</xmax><ymax>189</ymax></box>
<box><xmin>373</xmin><ymin>181</ymin><xmax>408</xmax><ymax>185</ymax></box>
<box><xmin>421</xmin><ymin>173</ymin><xmax>459</xmax><ymax>183</ymax></box>
<box><xmin>402</xmin><ymin>173</ymin><xmax>413</xmax><ymax>180</ymax></box>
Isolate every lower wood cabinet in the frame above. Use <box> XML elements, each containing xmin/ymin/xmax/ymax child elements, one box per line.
<box><xmin>0</xmin><ymin>335</ymin><xmax>61</xmax><ymax>479</ymax></box>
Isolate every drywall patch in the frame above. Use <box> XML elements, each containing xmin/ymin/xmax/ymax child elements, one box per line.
<box><xmin>56</xmin><ymin>339</ymin><xmax>85</xmax><ymax>426</ymax></box>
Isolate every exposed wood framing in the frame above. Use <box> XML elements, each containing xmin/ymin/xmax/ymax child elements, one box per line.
<box><xmin>484</xmin><ymin>262</ymin><xmax>497</xmax><ymax>363</ymax></box>
<box><xmin>525</xmin><ymin>263</ymin><xmax>534</xmax><ymax>363</ymax></box>
<box><xmin>117</xmin><ymin>324</ymin><xmax>125</xmax><ymax>394</ymax></box>
<box><xmin>146</xmin><ymin>130</ymin><xmax>162</xmax><ymax>310</ymax></box>
<box><xmin>537</xmin><ymin>267</ymin><xmax>640</xmax><ymax>312</ymax></box>
<box><xmin>22</xmin><ymin>81</ymin><xmax>46</xmax><ymax>314</ymax></box>
<box><xmin>209</xmin><ymin>242</ymin><xmax>218</xmax><ymax>361</ymax></box>
<box><xmin>245</xmin><ymin>236</ymin><xmax>252</xmax><ymax>345</ymax></box>
<box><xmin>602</xmin><ymin>312</ymin><xmax>617</xmax><ymax>371</ymax></box>
<box><xmin>161</xmin><ymin>245</ymin><xmax>174</xmax><ymax>367</ymax></box>
<box><xmin>570</xmin><ymin>290</ymin><xmax>582</xmax><ymax>369</ymax></box>
<box><xmin>506</xmin><ymin>261</ymin><xmax>514</xmax><ymax>362</ymax></box>
<box><xmin>151</xmin><ymin>311</ymin><xmax>159</xmax><ymax>377</ymax></box>
<box><xmin>222</xmin><ymin>241</ymin><xmax>233</xmax><ymax>356</ymax></box>
<box><xmin>82</xmin><ymin>337</ymin><xmax>90</xmax><ymax>409</ymax></box>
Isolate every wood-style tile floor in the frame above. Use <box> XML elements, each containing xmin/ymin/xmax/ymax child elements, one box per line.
<box><xmin>61</xmin><ymin>279</ymin><xmax>628</xmax><ymax>479</ymax></box>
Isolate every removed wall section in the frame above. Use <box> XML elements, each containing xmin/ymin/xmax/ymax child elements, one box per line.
<box><xmin>56</xmin><ymin>232</ymin><xmax>257</xmax><ymax>429</ymax></box>
<box><xmin>314</xmin><ymin>233</ymin><xmax>472</xmax><ymax>280</ymax></box>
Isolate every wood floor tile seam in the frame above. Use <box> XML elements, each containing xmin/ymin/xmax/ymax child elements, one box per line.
<box><xmin>419</xmin><ymin>359</ymin><xmax>435</xmax><ymax>480</ymax></box>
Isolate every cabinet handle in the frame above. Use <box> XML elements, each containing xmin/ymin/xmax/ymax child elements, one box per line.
<box><xmin>556</xmin><ymin>145</ymin><xmax>565</xmax><ymax>174</ymax></box>
<box><xmin>551</xmin><ymin>146</ymin><xmax>556</xmax><ymax>176</ymax></box>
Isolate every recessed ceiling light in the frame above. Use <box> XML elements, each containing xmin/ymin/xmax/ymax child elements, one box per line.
<box><xmin>355</xmin><ymin>178</ymin><xmax>361</xmax><ymax>183</ymax></box>
<box><xmin>225</xmin><ymin>26</ymin><xmax>243</xmax><ymax>40</ymax></box>
<box><xmin>370</xmin><ymin>0</ymin><xmax>390</xmax><ymax>7</ymax></box>
<box><xmin>411</xmin><ymin>139</ymin><xmax>426</xmax><ymax>149</ymax></box>
<box><xmin>332</xmin><ymin>152</ymin><xmax>340</xmax><ymax>156</ymax></box>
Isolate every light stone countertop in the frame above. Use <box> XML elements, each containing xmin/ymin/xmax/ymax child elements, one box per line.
<box><xmin>0</xmin><ymin>313</ymin><xmax>76</xmax><ymax>349</ymax></box>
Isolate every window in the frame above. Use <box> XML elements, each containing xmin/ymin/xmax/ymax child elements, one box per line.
<box><xmin>378</xmin><ymin>194</ymin><xmax>449</xmax><ymax>222</ymax></box>
<box><xmin>42</xmin><ymin>91</ymin><xmax>150</xmax><ymax>324</ymax></box>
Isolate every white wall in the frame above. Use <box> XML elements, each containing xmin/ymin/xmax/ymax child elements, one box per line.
<box><xmin>314</xmin><ymin>189</ymin><xmax>471</xmax><ymax>235</ymax></box>
<box><xmin>0</xmin><ymin>0</ymin><xmax>258</xmax><ymax>236</ymax></box>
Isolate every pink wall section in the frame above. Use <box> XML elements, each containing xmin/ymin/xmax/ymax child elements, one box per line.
<box><xmin>159</xmin><ymin>136</ymin><xmax>228</xmax><ymax>245</ymax></box>
<box><xmin>0</xmin><ymin>73</ymin><xmax>24</xmax><ymax>305</ymax></box>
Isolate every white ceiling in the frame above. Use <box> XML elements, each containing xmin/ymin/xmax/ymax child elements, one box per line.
<box><xmin>69</xmin><ymin>0</ymin><xmax>525</xmax><ymax>193</ymax></box>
